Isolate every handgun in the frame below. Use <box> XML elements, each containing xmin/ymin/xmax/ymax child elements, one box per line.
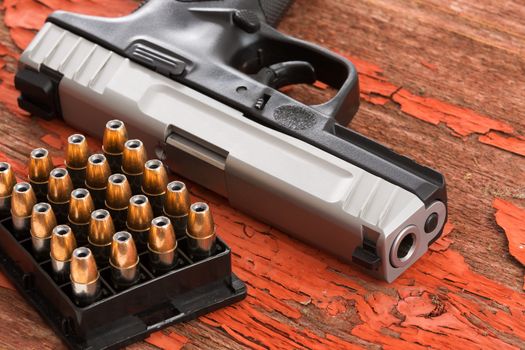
<box><xmin>14</xmin><ymin>0</ymin><xmax>447</xmax><ymax>282</ymax></box>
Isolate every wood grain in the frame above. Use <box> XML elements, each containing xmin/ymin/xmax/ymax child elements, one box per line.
<box><xmin>0</xmin><ymin>0</ymin><xmax>524</xmax><ymax>349</ymax></box>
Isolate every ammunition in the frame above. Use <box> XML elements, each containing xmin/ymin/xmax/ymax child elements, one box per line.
<box><xmin>126</xmin><ymin>195</ymin><xmax>153</xmax><ymax>249</ymax></box>
<box><xmin>68</xmin><ymin>189</ymin><xmax>95</xmax><ymax>244</ymax></box>
<box><xmin>50</xmin><ymin>225</ymin><xmax>77</xmax><ymax>283</ymax></box>
<box><xmin>163</xmin><ymin>181</ymin><xmax>191</xmax><ymax>236</ymax></box>
<box><xmin>28</xmin><ymin>148</ymin><xmax>53</xmax><ymax>201</ymax></box>
<box><xmin>102</xmin><ymin>120</ymin><xmax>128</xmax><ymax>173</ymax></box>
<box><xmin>122</xmin><ymin>139</ymin><xmax>147</xmax><ymax>194</ymax></box>
<box><xmin>0</xmin><ymin>162</ymin><xmax>17</xmax><ymax>218</ymax></box>
<box><xmin>85</xmin><ymin>154</ymin><xmax>111</xmax><ymax>209</ymax></box>
<box><xmin>186</xmin><ymin>202</ymin><xmax>216</xmax><ymax>258</ymax></box>
<box><xmin>47</xmin><ymin>168</ymin><xmax>74</xmax><ymax>223</ymax></box>
<box><xmin>105</xmin><ymin>174</ymin><xmax>132</xmax><ymax>231</ymax></box>
<box><xmin>148</xmin><ymin>216</ymin><xmax>177</xmax><ymax>273</ymax></box>
<box><xmin>30</xmin><ymin>203</ymin><xmax>56</xmax><ymax>259</ymax></box>
<box><xmin>88</xmin><ymin>209</ymin><xmax>115</xmax><ymax>265</ymax></box>
<box><xmin>110</xmin><ymin>231</ymin><xmax>139</xmax><ymax>288</ymax></box>
<box><xmin>65</xmin><ymin>134</ymin><xmax>89</xmax><ymax>188</ymax></box>
<box><xmin>70</xmin><ymin>247</ymin><xmax>101</xmax><ymax>306</ymax></box>
<box><xmin>11</xmin><ymin>182</ymin><xmax>37</xmax><ymax>236</ymax></box>
<box><xmin>141</xmin><ymin>159</ymin><xmax>168</xmax><ymax>217</ymax></box>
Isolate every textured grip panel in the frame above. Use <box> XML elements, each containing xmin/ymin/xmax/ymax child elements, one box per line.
<box><xmin>259</xmin><ymin>0</ymin><xmax>294</xmax><ymax>26</ymax></box>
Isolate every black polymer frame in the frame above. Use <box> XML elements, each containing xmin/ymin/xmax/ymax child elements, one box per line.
<box><xmin>0</xmin><ymin>216</ymin><xmax>246</xmax><ymax>350</ymax></box>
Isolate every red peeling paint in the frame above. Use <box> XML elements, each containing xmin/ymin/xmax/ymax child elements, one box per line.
<box><xmin>479</xmin><ymin>132</ymin><xmax>525</xmax><ymax>157</ymax></box>
<box><xmin>145</xmin><ymin>331</ymin><xmax>189</xmax><ymax>350</ymax></box>
<box><xmin>429</xmin><ymin>222</ymin><xmax>455</xmax><ymax>252</ymax></box>
<box><xmin>493</xmin><ymin>198</ymin><xmax>525</xmax><ymax>289</ymax></box>
<box><xmin>40</xmin><ymin>134</ymin><xmax>63</xmax><ymax>150</ymax></box>
<box><xmin>392</xmin><ymin>88</ymin><xmax>514</xmax><ymax>137</ymax></box>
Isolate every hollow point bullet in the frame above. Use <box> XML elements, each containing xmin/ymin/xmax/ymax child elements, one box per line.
<box><xmin>186</xmin><ymin>202</ymin><xmax>216</xmax><ymax>258</ymax></box>
<box><xmin>88</xmin><ymin>209</ymin><xmax>115</xmax><ymax>265</ymax></box>
<box><xmin>30</xmin><ymin>203</ymin><xmax>56</xmax><ymax>259</ymax></box>
<box><xmin>121</xmin><ymin>139</ymin><xmax>147</xmax><ymax>194</ymax></box>
<box><xmin>142</xmin><ymin>159</ymin><xmax>168</xmax><ymax>217</ymax></box>
<box><xmin>50</xmin><ymin>224</ymin><xmax>77</xmax><ymax>283</ymax></box>
<box><xmin>47</xmin><ymin>168</ymin><xmax>73</xmax><ymax>223</ymax></box>
<box><xmin>105</xmin><ymin>174</ymin><xmax>132</xmax><ymax>231</ymax></box>
<box><xmin>70</xmin><ymin>247</ymin><xmax>101</xmax><ymax>306</ymax></box>
<box><xmin>85</xmin><ymin>154</ymin><xmax>111</xmax><ymax>209</ymax></box>
<box><xmin>110</xmin><ymin>231</ymin><xmax>139</xmax><ymax>288</ymax></box>
<box><xmin>11</xmin><ymin>182</ymin><xmax>37</xmax><ymax>236</ymax></box>
<box><xmin>126</xmin><ymin>195</ymin><xmax>153</xmax><ymax>249</ymax></box>
<box><xmin>148</xmin><ymin>216</ymin><xmax>177</xmax><ymax>273</ymax></box>
<box><xmin>65</xmin><ymin>134</ymin><xmax>89</xmax><ymax>188</ymax></box>
<box><xmin>0</xmin><ymin>162</ymin><xmax>16</xmax><ymax>218</ymax></box>
<box><xmin>68</xmin><ymin>189</ymin><xmax>95</xmax><ymax>244</ymax></box>
<box><xmin>163</xmin><ymin>181</ymin><xmax>191</xmax><ymax>236</ymax></box>
<box><xmin>28</xmin><ymin>148</ymin><xmax>53</xmax><ymax>201</ymax></box>
<box><xmin>103</xmin><ymin>119</ymin><xmax>128</xmax><ymax>173</ymax></box>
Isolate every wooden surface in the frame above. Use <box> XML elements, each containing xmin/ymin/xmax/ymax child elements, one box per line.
<box><xmin>0</xmin><ymin>0</ymin><xmax>524</xmax><ymax>349</ymax></box>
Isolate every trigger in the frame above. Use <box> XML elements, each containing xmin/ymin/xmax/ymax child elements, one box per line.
<box><xmin>255</xmin><ymin>61</ymin><xmax>316</xmax><ymax>89</ymax></box>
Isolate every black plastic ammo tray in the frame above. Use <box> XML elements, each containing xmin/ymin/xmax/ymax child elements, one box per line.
<box><xmin>0</xmin><ymin>211</ymin><xmax>246</xmax><ymax>349</ymax></box>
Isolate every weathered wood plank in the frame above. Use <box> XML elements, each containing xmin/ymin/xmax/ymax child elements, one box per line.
<box><xmin>0</xmin><ymin>0</ymin><xmax>523</xmax><ymax>349</ymax></box>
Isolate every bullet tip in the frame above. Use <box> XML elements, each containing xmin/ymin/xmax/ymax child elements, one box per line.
<box><xmin>106</xmin><ymin>174</ymin><xmax>132</xmax><ymax>210</ymax></box>
<box><xmin>122</xmin><ymin>139</ymin><xmax>147</xmax><ymax>175</ymax></box>
<box><xmin>47</xmin><ymin>168</ymin><xmax>74</xmax><ymax>203</ymax></box>
<box><xmin>127</xmin><ymin>195</ymin><xmax>154</xmax><ymax>231</ymax></box>
<box><xmin>66</xmin><ymin>134</ymin><xmax>89</xmax><ymax>169</ymax></box>
<box><xmin>149</xmin><ymin>216</ymin><xmax>177</xmax><ymax>253</ymax></box>
<box><xmin>28</xmin><ymin>148</ymin><xmax>53</xmax><ymax>183</ymax></box>
<box><xmin>110</xmin><ymin>231</ymin><xmax>139</xmax><ymax>268</ymax></box>
<box><xmin>51</xmin><ymin>225</ymin><xmax>77</xmax><ymax>262</ymax></box>
<box><xmin>142</xmin><ymin>159</ymin><xmax>168</xmax><ymax>196</ymax></box>
<box><xmin>68</xmin><ymin>188</ymin><xmax>95</xmax><ymax>224</ymax></box>
<box><xmin>187</xmin><ymin>202</ymin><xmax>215</xmax><ymax>239</ymax></box>
<box><xmin>103</xmin><ymin>120</ymin><xmax>128</xmax><ymax>154</ymax></box>
<box><xmin>88</xmin><ymin>209</ymin><xmax>115</xmax><ymax>246</ymax></box>
<box><xmin>0</xmin><ymin>162</ymin><xmax>16</xmax><ymax>197</ymax></box>
<box><xmin>11</xmin><ymin>182</ymin><xmax>37</xmax><ymax>217</ymax></box>
<box><xmin>164</xmin><ymin>181</ymin><xmax>191</xmax><ymax>217</ymax></box>
<box><xmin>31</xmin><ymin>202</ymin><xmax>57</xmax><ymax>239</ymax></box>
<box><xmin>70</xmin><ymin>247</ymin><xmax>99</xmax><ymax>284</ymax></box>
<box><xmin>86</xmin><ymin>154</ymin><xmax>111</xmax><ymax>189</ymax></box>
